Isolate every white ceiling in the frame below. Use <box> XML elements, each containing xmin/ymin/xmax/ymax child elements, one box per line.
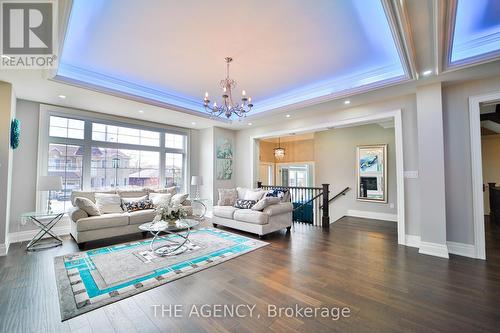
<box><xmin>57</xmin><ymin>0</ymin><xmax>405</xmax><ymax>116</ymax></box>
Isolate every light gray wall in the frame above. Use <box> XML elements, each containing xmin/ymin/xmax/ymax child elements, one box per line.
<box><xmin>0</xmin><ymin>82</ymin><xmax>16</xmax><ymax>246</ymax></box>
<box><xmin>9</xmin><ymin>100</ymin><xmax>41</xmax><ymax>233</ymax></box>
<box><xmin>314</xmin><ymin>124</ymin><xmax>397</xmax><ymax>222</ymax></box>
<box><xmin>234</xmin><ymin>94</ymin><xmax>421</xmax><ymax>236</ymax></box>
<box><xmin>442</xmin><ymin>76</ymin><xmax>500</xmax><ymax>244</ymax></box>
<box><xmin>416</xmin><ymin>83</ymin><xmax>447</xmax><ymax>246</ymax></box>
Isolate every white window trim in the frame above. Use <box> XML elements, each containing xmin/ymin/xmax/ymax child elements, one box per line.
<box><xmin>37</xmin><ymin>104</ymin><xmax>191</xmax><ymax>212</ymax></box>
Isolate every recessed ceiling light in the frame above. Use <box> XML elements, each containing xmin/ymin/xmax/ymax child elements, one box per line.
<box><xmin>285</xmin><ymin>114</ymin><xmax>291</xmax><ymax>118</ymax></box>
<box><xmin>191</xmin><ymin>122</ymin><xmax>196</xmax><ymax>125</ymax></box>
<box><xmin>58</xmin><ymin>95</ymin><xmax>66</xmax><ymax>99</ymax></box>
<box><xmin>422</xmin><ymin>70</ymin><xmax>433</xmax><ymax>76</ymax></box>
<box><xmin>138</xmin><ymin>110</ymin><xmax>144</xmax><ymax>113</ymax></box>
<box><xmin>248</xmin><ymin>122</ymin><xmax>253</xmax><ymax>126</ymax></box>
<box><xmin>344</xmin><ymin>100</ymin><xmax>351</xmax><ymax>105</ymax></box>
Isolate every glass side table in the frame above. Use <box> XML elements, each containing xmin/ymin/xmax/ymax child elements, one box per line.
<box><xmin>21</xmin><ymin>211</ymin><xmax>65</xmax><ymax>251</ymax></box>
<box><xmin>190</xmin><ymin>198</ymin><xmax>210</xmax><ymax>220</ymax></box>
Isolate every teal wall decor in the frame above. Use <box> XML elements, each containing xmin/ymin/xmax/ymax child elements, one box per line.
<box><xmin>10</xmin><ymin>118</ymin><xmax>20</xmax><ymax>149</ymax></box>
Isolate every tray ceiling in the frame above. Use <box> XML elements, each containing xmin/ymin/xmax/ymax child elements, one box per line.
<box><xmin>56</xmin><ymin>0</ymin><xmax>409</xmax><ymax>119</ymax></box>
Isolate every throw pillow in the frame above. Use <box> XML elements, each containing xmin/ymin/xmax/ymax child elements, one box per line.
<box><xmin>149</xmin><ymin>193</ymin><xmax>172</xmax><ymax>206</ymax></box>
<box><xmin>234</xmin><ymin>199</ymin><xmax>257</xmax><ymax>209</ymax></box>
<box><xmin>94</xmin><ymin>193</ymin><xmax>123</xmax><ymax>214</ymax></box>
<box><xmin>244</xmin><ymin>189</ymin><xmax>266</xmax><ymax>201</ymax></box>
<box><xmin>171</xmin><ymin>193</ymin><xmax>189</xmax><ymax>205</ymax></box>
<box><xmin>236</xmin><ymin>187</ymin><xmax>248</xmax><ymax>199</ymax></box>
<box><xmin>266</xmin><ymin>189</ymin><xmax>291</xmax><ymax>202</ymax></box>
<box><xmin>122</xmin><ymin>198</ymin><xmax>154</xmax><ymax>212</ymax></box>
<box><xmin>217</xmin><ymin>188</ymin><xmax>238</xmax><ymax>206</ymax></box>
<box><xmin>251</xmin><ymin>196</ymin><xmax>281</xmax><ymax>211</ymax></box>
<box><xmin>74</xmin><ymin>197</ymin><xmax>101</xmax><ymax>216</ymax></box>
<box><xmin>122</xmin><ymin>195</ymin><xmax>148</xmax><ymax>209</ymax></box>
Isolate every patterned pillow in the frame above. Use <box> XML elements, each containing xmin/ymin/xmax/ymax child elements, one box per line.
<box><xmin>122</xmin><ymin>197</ymin><xmax>154</xmax><ymax>212</ymax></box>
<box><xmin>234</xmin><ymin>199</ymin><xmax>257</xmax><ymax>209</ymax></box>
<box><xmin>217</xmin><ymin>188</ymin><xmax>238</xmax><ymax>206</ymax></box>
<box><xmin>266</xmin><ymin>189</ymin><xmax>290</xmax><ymax>202</ymax></box>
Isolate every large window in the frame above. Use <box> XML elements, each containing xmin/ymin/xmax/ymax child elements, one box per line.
<box><xmin>41</xmin><ymin>113</ymin><xmax>188</xmax><ymax>213</ymax></box>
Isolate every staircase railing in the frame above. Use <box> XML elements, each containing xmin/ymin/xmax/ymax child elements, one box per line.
<box><xmin>257</xmin><ymin>182</ymin><xmax>330</xmax><ymax>227</ymax></box>
<box><xmin>320</xmin><ymin>187</ymin><xmax>350</xmax><ymax>209</ymax></box>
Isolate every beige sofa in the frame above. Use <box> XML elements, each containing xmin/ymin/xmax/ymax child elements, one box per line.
<box><xmin>212</xmin><ymin>189</ymin><xmax>293</xmax><ymax>237</ymax></box>
<box><xmin>68</xmin><ymin>188</ymin><xmax>192</xmax><ymax>248</ymax></box>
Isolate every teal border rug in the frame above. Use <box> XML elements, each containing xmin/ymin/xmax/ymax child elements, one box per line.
<box><xmin>54</xmin><ymin>228</ymin><xmax>268</xmax><ymax>321</ymax></box>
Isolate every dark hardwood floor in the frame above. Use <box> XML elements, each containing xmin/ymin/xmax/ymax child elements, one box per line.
<box><xmin>1</xmin><ymin>216</ymin><xmax>500</xmax><ymax>332</ymax></box>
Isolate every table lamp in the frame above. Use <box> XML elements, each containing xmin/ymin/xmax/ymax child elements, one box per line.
<box><xmin>191</xmin><ymin>176</ymin><xmax>203</xmax><ymax>200</ymax></box>
<box><xmin>38</xmin><ymin>176</ymin><xmax>62</xmax><ymax>213</ymax></box>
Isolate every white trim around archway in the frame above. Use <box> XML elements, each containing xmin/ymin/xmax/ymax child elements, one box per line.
<box><xmin>468</xmin><ymin>91</ymin><xmax>500</xmax><ymax>260</ymax></box>
<box><xmin>249</xmin><ymin>109</ymin><xmax>406</xmax><ymax>245</ymax></box>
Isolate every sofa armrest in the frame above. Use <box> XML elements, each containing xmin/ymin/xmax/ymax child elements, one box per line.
<box><xmin>263</xmin><ymin>202</ymin><xmax>293</xmax><ymax>216</ymax></box>
<box><xmin>68</xmin><ymin>207</ymin><xmax>88</xmax><ymax>222</ymax></box>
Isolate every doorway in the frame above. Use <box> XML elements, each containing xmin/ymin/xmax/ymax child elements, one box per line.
<box><xmin>469</xmin><ymin>92</ymin><xmax>500</xmax><ymax>260</ymax></box>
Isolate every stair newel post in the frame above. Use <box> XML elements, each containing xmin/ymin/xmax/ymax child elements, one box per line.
<box><xmin>322</xmin><ymin>184</ymin><xmax>330</xmax><ymax>228</ymax></box>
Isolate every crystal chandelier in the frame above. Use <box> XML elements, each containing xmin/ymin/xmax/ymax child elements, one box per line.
<box><xmin>203</xmin><ymin>57</ymin><xmax>253</xmax><ymax>118</ymax></box>
<box><xmin>274</xmin><ymin>137</ymin><xmax>285</xmax><ymax>160</ymax></box>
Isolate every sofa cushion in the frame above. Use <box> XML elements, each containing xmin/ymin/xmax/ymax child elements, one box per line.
<box><xmin>76</xmin><ymin>213</ymin><xmax>129</xmax><ymax>232</ymax></box>
<box><xmin>128</xmin><ymin>209</ymin><xmax>156</xmax><ymax>225</ymax></box>
<box><xmin>252</xmin><ymin>196</ymin><xmax>281</xmax><ymax>211</ymax></box>
<box><xmin>172</xmin><ymin>193</ymin><xmax>189</xmax><ymax>205</ymax></box>
<box><xmin>148</xmin><ymin>186</ymin><xmax>177</xmax><ymax>195</ymax></box>
<box><xmin>243</xmin><ymin>190</ymin><xmax>266</xmax><ymax>201</ymax></box>
<box><xmin>95</xmin><ymin>193</ymin><xmax>124</xmax><ymax>214</ymax></box>
<box><xmin>74</xmin><ymin>197</ymin><xmax>101</xmax><ymax>216</ymax></box>
<box><xmin>263</xmin><ymin>202</ymin><xmax>294</xmax><ymax>216</ymax></box>
<box><xmin>71</xmin><ymin>190</ymin><xmax>115</xmax><ymax>205</ymax></box>
<box><xmin>117</xmin><ymin>189</ymin><xmax>148</xmax><ymax>198</ymax></box>
<box><xmin>233</xmin><ymin>209</ymin><xmax>269</xmax><ymax>225</ymax></box>
<box><xmin>122</xmin><ymin>196</ymin><xmax>154</xmax><ymax>212</ymax></box>
<box><xmin>234</xmin><ymin>199</ymin><xmax>257</xmax><ymax>209</ymax></box>
<box><xmin>217</xmin><ymin>188</ymin><xmax>238</xmax><ymax>206</ymax></box>
<box><xmin>213</xmin><ymin>206</ymin><xmax>237</xmax><ymax>219</ymax></box>
<box><xmin>149</xmin><ymin>193</ymin><xmax>172</xmax><ymax>206</ymax></box>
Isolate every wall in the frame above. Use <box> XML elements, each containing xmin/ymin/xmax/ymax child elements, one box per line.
<box><xmin>481</xmin><ymin>135</ymin><xmax>500</xmax><ymax>213</ymax></box>
<box><xmin>234</xmin><ymin>94</ymin><xmax>421</xmax><ymax>236</ymax></box>
<box><xmin>442</xmin><ymin>76</ymin><xmax>500</xmax><ymax>244</ymax></box>
<box><xmin>314</xmin><ymin>124</ymin><xmax>397</xmax><ymax>222</ymax></box>
<box><xmin>0</xmin><ymin>82</ymin><xmax>16</xmax><ymax>252</ymax></box>
<box><xmin>259</xmin><ymin>140</ymin><xmax>314</xmax><ymax>163</ymax></box>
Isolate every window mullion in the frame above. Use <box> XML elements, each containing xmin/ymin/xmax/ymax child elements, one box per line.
<box><xmin>82</xmin><ymin>120</ymin><xmax>92</xmax><ymax>191</ymax></box>
<box><xmin>159</xmin><ymin>133</ymin><xmax>166</xmax><ymax>188</ymax></box>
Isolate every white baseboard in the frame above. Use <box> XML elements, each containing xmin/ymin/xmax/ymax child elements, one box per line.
<box><xmin>8</xmin><ymin>225</ymin><xmax>71</xmax><ymax>244</ymax></box>
<box><xmin>405</xmin><ymin>234</ymin><xmax>421</xmax><ymax>248</ymax></box>
<box><xmin>447</xmin><ymin>241</ymin><xmax>475</xmax><ymax>258</ymax></box>
<box><xmin>404</xmin><ymin>235</ymin><xmax>475</xmax><ymax>259</ymax></box>
<box><xmin>0</xmin><ymin>239</ymin><xmax>10</xmax><ymax>256</ymax></box>
<box><xmin>419</xmin><ymin>241</ymin><xmax>449</xmax><ymax>259</ymax></box>
<box><xmin>347</xmin><ymin>210</ymin><xmax>397</xmax><ymax>222</ymax></box>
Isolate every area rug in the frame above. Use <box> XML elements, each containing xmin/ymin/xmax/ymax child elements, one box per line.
<box><xmin>54</xmin><ymin>228</ymin><xmax>268</xmax><ymax>321</ymax></box>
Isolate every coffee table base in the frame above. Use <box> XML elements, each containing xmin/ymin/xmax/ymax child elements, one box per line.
<box><xmin>149</xmin><ymin>227</ymin><xmax>192</xmax><ymax>256</ymax></box>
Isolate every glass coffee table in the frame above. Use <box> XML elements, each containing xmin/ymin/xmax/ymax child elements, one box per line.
<box><xmin>139</xmin><ymin>219</ymin><xmax>199</xmax><ymax>256</ymax></box>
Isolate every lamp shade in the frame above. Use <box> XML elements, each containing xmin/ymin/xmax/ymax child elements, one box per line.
<box><xmin>38</xmin><ymin>175</ymin><xmax>62</xmax><ymax>191</ymax></box>
<box><xmin>191</xmin><ymin>175</ymin><xmax>203</xmax><ymax>186</ymax></box>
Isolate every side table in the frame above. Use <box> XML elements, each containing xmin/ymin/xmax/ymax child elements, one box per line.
<box><xmin>21</xmin><ymin>211</ymin><xmax>65</xmax><ymax>251</ymax></box>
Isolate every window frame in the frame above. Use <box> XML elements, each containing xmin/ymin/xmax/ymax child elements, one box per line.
<box><xmin>37</xmin><ymin>104</ymin><xmax>190</xmax><ymax>212</ymax></box>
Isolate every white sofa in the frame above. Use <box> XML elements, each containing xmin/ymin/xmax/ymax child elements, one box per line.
<box><xmin>68</xmin><ymin>188</ymin><xmax>192</xmax><ymax>248</ymax></box>
<box><xmin>212</xmin><ymin>189</ymin><xmax>293</xmax><ymax>237</ymax></box>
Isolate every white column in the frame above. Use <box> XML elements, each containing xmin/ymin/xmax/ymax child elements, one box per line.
<box><xmin>0</xmin><ymin>81</ymin><xmax>16</xmax><ymax>255</ymax></box>
<box><xmin>416</xmin><ymin>82</ymin><xmax>449</xmax><ymax>258</ymax></box>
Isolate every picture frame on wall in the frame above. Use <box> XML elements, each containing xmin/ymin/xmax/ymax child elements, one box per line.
<box><xmin>356</xmin><ymin>144</ymin><xmax>387</xmax><ymax>203</ymax></box>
